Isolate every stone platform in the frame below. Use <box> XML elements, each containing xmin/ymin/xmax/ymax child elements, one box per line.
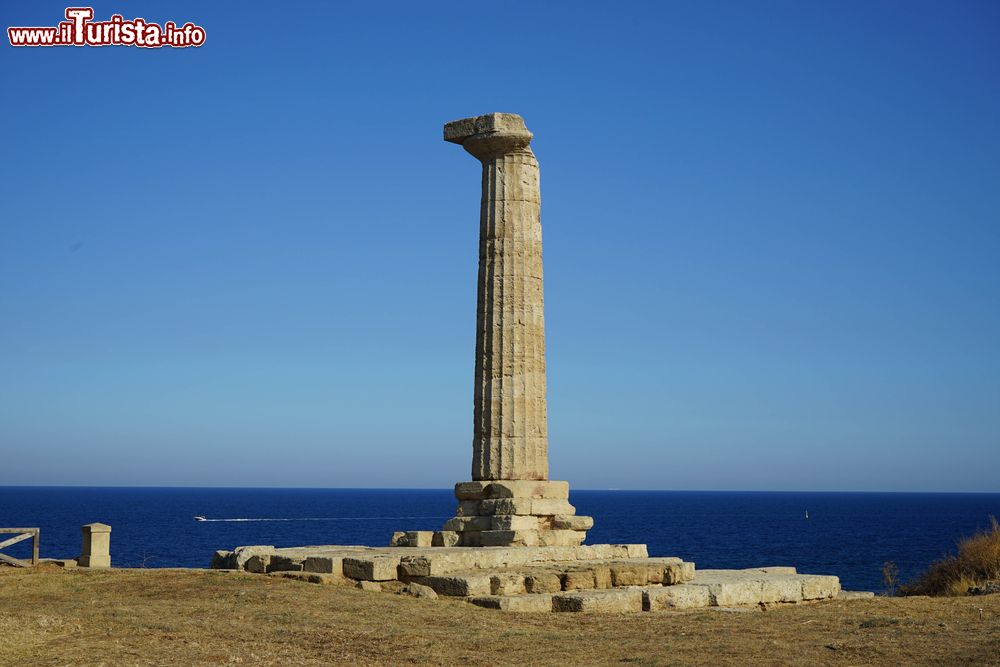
<box><xmin>210</xmin><ymin>544</ymin><xmax>844</xmax><ymax>613</ymax></box>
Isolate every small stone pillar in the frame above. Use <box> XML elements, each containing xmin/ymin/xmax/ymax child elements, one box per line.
<box><xmin>78</xmin><ymin>522</ymin><xmax>111</xmax><ymax>568</ymax></box>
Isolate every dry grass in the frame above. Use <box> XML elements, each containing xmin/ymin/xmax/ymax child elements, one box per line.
<box><xmin>902</xmin><ymin>517</ymin><xmax>1000</xmax><ymax>597</ymax></box>
<box><xmin>1</xmin><ymin>566</ymin><xmax>998</xmax><ymax>666</ymax></box>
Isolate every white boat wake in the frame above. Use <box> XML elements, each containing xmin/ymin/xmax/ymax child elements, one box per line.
<box><xmin>194</xmin><ymin>516</ymin><xmax>448</xmax><ymax>522</ymax></box>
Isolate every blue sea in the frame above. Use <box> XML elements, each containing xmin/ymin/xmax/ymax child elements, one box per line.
<box><xmin>1</xmin><ymin>487</ymin><xmax>997</xmax><ymax>592</ymax></box>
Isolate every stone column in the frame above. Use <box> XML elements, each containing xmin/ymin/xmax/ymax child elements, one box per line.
<box><xmin>436</xmin><ymin>113</ymin><xmax>593</xmax><ymax>548</ymax></box>
<box><xmin>445</xmin><ymin>112</ymin><xmax>548</xmax><ymax>481</ymax></box>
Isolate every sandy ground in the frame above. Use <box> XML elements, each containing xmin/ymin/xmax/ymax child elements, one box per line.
<box><xmin>1</xmin><ymin>565</ymin><xmax>998</xmax><ymax>666</ymax></box>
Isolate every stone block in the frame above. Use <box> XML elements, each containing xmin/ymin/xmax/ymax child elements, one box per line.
<box><xmin>433</xmin><ymin>531</ymin><xmax>460</xmax><ymax>547</ymax></box>
<box><xmin>343</xmin><ymin>556</ymin><xmax>401</xmax><ymax>582</ymax></box>
<box><xmin>538</xmin><ymin>530</ymin><xmax>586</xmax><ymax>547</ymax></box>
<box><xmin>444</xmin><ymin>516</ymin><xmax>492</xmax><ymax>532</ymax></box>
<box><xmin>244</xmin><ymin>554</ymin><xmax>270</xmax><ymax>574</ymax></box>
<box><xmin>269</xmin><ymin>571</ymin><xmax>343</xmax><ymax>585</ymax></box>
<box><xmin>210</xmin><ymin>551</ymin><xmax>236</xmax><ymax>569</ymax></box>
<box><xmin>681</xmin><ymin>561</ymin><xmax>696</xmax><ymax>581</ymax></box>
<box><xmin>418</xmin><ymin>573</ymin><xmax>493</xmax><ymax>597</ymax></box>
<box><xmin>356</xmin><ymin>580</ymin><xmax>382</xmax><ymax>592</ymax></box>
<box><xmin>455</xmin><ymin>481</ymin><xmax>491</xmax><ymax>500</ymax></box>
<box><xmin>800</xmin><ymin>574</ymin><xmax>840</xmax><ymax>600</ymax></box>
<box><xmin>389</xmin><ymin>532</ymin><xmax>407</xmax><ymax>547</ymax></box>
<box><xmin>643</xmin><ymin>585</ymin><xmax>712</xmax><ymax>611</ymax></box>
<box><xmin>491</xmin><ymin>573</ymin><xmax>526</xmax><ymax>595</ymax></box>
<box><xmin>232</xmin><ymin>545</ymin><xmax>276</xmax><ymax>570</ymax></box>
<box><xmin>491</xmin><ymin>515</ymin><xmax>541</xmax><ymax>531</ymax></box>
<box><xmin>401</xmin><ymin>583</ymin><xmax>438</xmax><ymax>599</ymax></box>
<box><xmin>551</xmin><ymin>515</ymin><xmax>594</xmax><ymax>530</ymax></box>
<box><xmin>838</xmin><ymin>590</ymin><xmax>875</xmax><ymax>600</ymax></box>
<box><xmin>479</xmin><ymin>498</ymin><xmax>533</xmax><ymax>515</ymax></box>
<box><xmin>592</xmin><ymin>563</ymin><xmax>612</xmax><ymax>589</ymax></box>
<box><xmin>302</xmin><ymin>556</ymin><xmax>345</xmax><ymax>575</ymax></box>
<box><xmin>529</xmin><ymin>499</ymin><xmax>575</xmax><ymax>516</ymax></box>
<box><xmin>456</xmin><ymin>500</ymin><xmax>481</xmax><ymax>516</ymax></box>
<box><xmin>561</xmin><ymin>569</ymin><xmax>597</xmax><ymax>590</ymax></box>
<box><xmin>621</xmin><ymin>544</ymin><xmax>649</xmax><ymax>559</ymax></box>
<box><xmin>459</xmin><ymin>531</ymin><xmax>482</xmax><ymax>547</ymax></box>
<box><xmin>401</xmin><ymin>531</ymin><xmax>434</xmax><ymax>547</ymax></box>
<box><xmin>524</xmin><ymin>570</ymin><xmax>562</xmax><ymax>594</ymax></box>
<box><xmin>482</xmin><ymin>480</ymin><xmax>569</xmax><ymax>500</ymax></box>
<box><xmin>702</xmin><ymin>579</ymin><xmax>764</xmax><ymax>607</ymax></box>
<box><xmin>609</xmin><ymin>562</ymin><xmax>653</xmax><ymax>587</ymax></box>
<box><xmin>552</xmin><ymin>589</ymin><xmax>644</xmax><ymax>613</ymax></box>
<box><xmin>480</xmin><ymin>530</ymin><xmax>539</xmax><ymax>547</ymax></box>
<box><xmin>469</xmin><ymin>595</ymin><xmax>553</xmax><ymax>612</ymax></box>
<box><xmin>761</xmin><ymin>576</ymin><xmax>804</xmax><ymax>603</ymax></box>
<box><xmin>267</xmin><ymin>556</ymin><xmax>304</xmax><ymax>573</ymax></box>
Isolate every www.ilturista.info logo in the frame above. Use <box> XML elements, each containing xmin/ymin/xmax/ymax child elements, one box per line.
<box><xmin>8</xmin><ymin>7</ymin><xmax>205</xmax><ymax>48</ymax></box>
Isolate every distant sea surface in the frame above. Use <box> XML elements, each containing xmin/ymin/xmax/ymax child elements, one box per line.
<box><xmin>2</xmin><ymin>487</ymin><xmax>998</xmax><ymax>592</ymax></box>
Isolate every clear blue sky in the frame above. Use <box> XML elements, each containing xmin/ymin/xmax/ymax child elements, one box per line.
<box><xmin>2</xmin><ymin>1</ymin><xmax>998</xmax><ymax>491</ymax></box>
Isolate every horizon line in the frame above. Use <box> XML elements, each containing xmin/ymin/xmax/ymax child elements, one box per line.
<box><xmin>1</xmin><ymin>484</ymin><xmax>998</xmax><ymax>495</ymax></box>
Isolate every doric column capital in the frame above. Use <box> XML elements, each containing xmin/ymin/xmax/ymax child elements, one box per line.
<box><xmin>444</xmin><ymin>112</ymin><xmax>533</xmax><ymax>161</ymax></box>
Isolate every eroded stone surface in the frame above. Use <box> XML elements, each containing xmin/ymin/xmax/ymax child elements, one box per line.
<box><xmin>553</xmin><ymin>589</ymin><xmax>644</xmax><ymax>613</ymax></box>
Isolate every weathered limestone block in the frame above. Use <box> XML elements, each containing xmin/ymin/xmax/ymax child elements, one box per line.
<box><xmin>356</xmin><ymin>581</ymin><xmax>382</xmax><ymax>592</ymax></box>
<box><xmin>401</xmin><ymin>582</ymin><xmax>439</xmax><ymax>600</ymax></box>
<box><xmin>456</xmin><ymin>500</ymin><xmax>483</xmax><ymax>517</ymax></box>
<box><xmin>478</xmin><ymin>498</ymin><xmax>533</xmax><ymax>516</ymax></box>
<box><xmin>211</xmin><ymin>550</ymin><xmax>237</xmax><ymax>569</ymax></box>
<box><xmin>232</xmin><ymin>545</ymin><xmax>276</xmax><ymax>570</ymax></box>
<box><xmin>459</xmin><ymin>532</ymin><xmax>482</xmax><ymax>547</ymax></box>
<box><xmin>700</xmin><ymin>579</ymin><xmax>765</xmax><ymax>607</ymax></box>
<box><xmin>552</xmin><ymin>515</ymin><xmax>594</xmax><ymax>531</ymax></box>
<box><xmin>609</xmin><ymin>561</ymin><xmax>658</xmax><ymax>587</ymax></box>
<box><xmin>643</xmin><ymin>585</ymin><xmax>712</xmax><ymax>611</ymax></box>
<box><xmin>432</xmin><ymin>531</ymin><xmax>460</xmax><ymax>547</ymax></box>
<box><xmin>761</xmin><ymin>576</ymin><xmax>804</xmax><ymax>603</ymax></box>
<box><xmin>838</xmin><ymin>590</ymin><xmax>875</xmax><ymax>600</ymax></box>
<box><xmin>267</xmin><ymin>556</ymin><xmax>304</xmax><ymax>573</ymax></box>
<box><xmin>343</xmin><ymin>556</ymin><xmax>401</xmax><ymax>582</ymax></box>
<box><xmin>561</xmin><ymin>569</ymin><xmax>597</xmax><ymax>591</ymax></box>
<box><xmin>418</xmin><ymin>573</ymin><xmax>493</xmax><ymax>597</ymax></box>
<box><xmin>622</xmin><ymin>544</ymin><xmax>649</xmax><ymax>559</ymax></box>
<box><xmin>481</xmin><ymin>530</ymin><xmax>539</xmax><ymax>547</ymax></box>
<box><xmin>443</xmin><ymin>516</ymin><xmax>493</xmax><ymax>532</ymax></box>
<box><xmin>389</xmin><ymin>532</ymin><xmax>407</xmax><ymax>547</ymax></box>
<box><xmin>490</xmin><ymin>573</ymin><xmax>527</xmax><ymax>595</ymax></box>
<box><xmin>484</xmin><ymin>481</ymin><xmax>569</xmax><ymax>499</ymax></box>
<box><xmin>800</xmin><ymin>574</ymin><xmax>840</xmax><ymax>600</ymax></box>
<box><xmin>244</xmin><ymin>554</ymin><xmax>270</xmax><ymax>574</ymax></box>
<box><xmin>302</xmin><ymin>556</ymin><xmax>347</xmax><ymax>576</ymax></box>
<box><xmin>530</xmin><ymin>499</ymin><xmax>576</xmax><ymax>516</ymax></box>
<box><xmin>470</xmin><ymin>595</ymin><xmax>553</xmax><ymax>612</ymax></box>
<box><xmin>491</xmin><ymin>515</ymin><xmax>542</xmax><ymax>531</ymax></box>
<box><xmin>552</xmin><ymin>589</ymin><xmax>644</xmax><ymax>613</ymax></box>
<box><xmin>268</xmin><ymin>571</ymin><xmax>344</xmax><ymax>585</ymax></box>
<box><xmin>591</xmin><ymin>563</ymin><xmax>613</xmax><ymax>589</ymax></box>
<box><xmin>524</xmin><ymin>570</ymin><xmax>563</xmax><ymax>594</ymax></box>
<box><xmin>537</xmin><ymin>530</ymin><xmax>586</xmax><ymax>547</ymax></box>
<box><xmin>393</xmin><ymin>531</ymin><xmax>434</xmax><ymax>547</ymax></box>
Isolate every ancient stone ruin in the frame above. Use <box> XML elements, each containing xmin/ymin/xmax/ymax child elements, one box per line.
<box><xmin>211</xmin><ymin>113</ymin><xmax>855</xmax><ymax>613</ymax></box>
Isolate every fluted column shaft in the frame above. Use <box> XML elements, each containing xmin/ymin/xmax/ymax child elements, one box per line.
<box><xmin>472</xmin><ymin>147</ymin><xmax>548</xmax><ymax>480</ymax></box>
<box><xmin>445</xmin><ymin>113</ymin><xmax>549</xmax><ymax>481</ymax></box>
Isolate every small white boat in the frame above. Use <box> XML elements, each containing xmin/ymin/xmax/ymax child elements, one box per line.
<box><xmin>805</xmin><ymin>511</ymin><xmax>809</xmax><ymax>519</ymax></box>
<box><xmin>194</xmin><ymin>516</ymin><xmax>207</xmax><ymax>522</ymax></box>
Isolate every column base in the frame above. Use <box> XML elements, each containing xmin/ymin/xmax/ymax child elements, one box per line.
<box><xmin>441</xmin><ymin>480</ymin><xmax>593</xmax><ymax>548</ymax></box>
